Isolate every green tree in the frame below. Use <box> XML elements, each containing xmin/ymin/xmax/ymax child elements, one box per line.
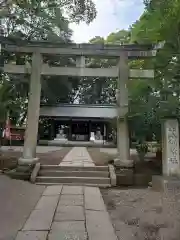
<box><xmin>0</xmin><ymin>0</ymin><xmax>97</xmax><ymax>124</ymax></box>
<box><xmin>129</xmin><ymin>0</ymin><xmax>180</xmax><ymax>143</ymax></box>
<box><xmin>78</xmin><ymin>30</ymin><xmax>131</xmax><ymax>104</ymax></box>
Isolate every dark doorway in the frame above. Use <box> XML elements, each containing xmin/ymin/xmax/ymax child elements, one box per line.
<box><xmin>71</xmin><ymin>122</ymin><xmax>89</xmax><ymax>141</ymax></box>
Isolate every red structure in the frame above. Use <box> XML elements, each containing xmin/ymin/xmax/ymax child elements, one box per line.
<box><xmin>3</xmin><ymin>118</ymin><xmax>25</xmax><ymax>144</ymax></box>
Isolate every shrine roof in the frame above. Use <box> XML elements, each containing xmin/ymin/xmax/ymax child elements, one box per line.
<box><xmin>40</xmin><ymin>104</ymin><xmax>117</xmax><ymax>119</ymax></box>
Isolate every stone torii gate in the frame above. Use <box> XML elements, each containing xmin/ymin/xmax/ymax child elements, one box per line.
<box><xmin>1</xmin><ymin>39</ymin><xmax>156</xmax><ymax>167</ymax></box>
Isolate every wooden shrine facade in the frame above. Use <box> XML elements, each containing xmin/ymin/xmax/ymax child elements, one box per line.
<box><xmin>39</xmin><ymin>104</ymin><xmax>117</xmax><ymax>142</ymax></box>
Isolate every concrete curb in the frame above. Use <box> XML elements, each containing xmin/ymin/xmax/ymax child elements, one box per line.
<box><xmin>108</xmin><ymin>164</ymin><xmax>116</xmax><ymax>187</ymax></box>
<box><xmin>30</xmin><ymin>163</ymin><xmax>41</xmax><ymax>183</ymax></box>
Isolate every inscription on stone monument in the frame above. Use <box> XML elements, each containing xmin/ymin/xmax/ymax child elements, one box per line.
<box><xmin>166</xmin><ymin>120</ymin><xmax>180</xmax><ymax>174</ymax></box>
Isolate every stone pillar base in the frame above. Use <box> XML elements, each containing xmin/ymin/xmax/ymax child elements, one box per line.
<box><xmin>114</xmin><ymin>158</ymin><xmax>134</xmax><ymax>186</ymax></box>
<box><xmin>18</xmin><ymin>157</ymin><xmax>39</xmax><ymax>165</ymax></box>
<box><xmin>152</xmin><ymin>175</ymin><xmax>180</xmax><ymax>192</ymax></box>
<box><xmin>115</xmin><ymin>167</ymin><xmax>134</xmax><ymax>186</ymax></box>
<box><xmin>114</xmin><ymin>158</ymin><xmax>134</xmax><ymax>168</ymax></box>
<box><xmin>5</xmin><ymin>163</ymin><xmax>35</xmax><ymax>181</ymax></box>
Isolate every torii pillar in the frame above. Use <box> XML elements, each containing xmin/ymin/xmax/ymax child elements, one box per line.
<box><xmin>115</xmin><ymin>52</ymin><xmax>133</xmax><ymax>168</ymax></box>
<box><xmin>19</xmin><ymin>52</ymin><xmax>42</xmax><ymax>165</ymax></box>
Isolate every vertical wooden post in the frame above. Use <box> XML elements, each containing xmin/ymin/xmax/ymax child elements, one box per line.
<box><xmin>19</xmin><ymin>52</ymin><xmax>42</xmax><ymax>164</ymax></box>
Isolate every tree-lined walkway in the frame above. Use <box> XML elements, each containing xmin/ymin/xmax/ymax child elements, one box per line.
<box><xmin>15</xmin><ymin>185</ymin><xmax>117</xmax><ymax>240</ymax></box>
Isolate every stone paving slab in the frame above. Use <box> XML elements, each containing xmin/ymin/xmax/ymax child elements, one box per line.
<box><xmin>17</xmin><ymin>147</ymin><xmax>117</xmax><ymax>240</ymax></box>
<box><xmin>43</xmin><ymin>185</ymin><xmax>63</xmax><ymax>196</ymax></box>
<box><xmin>23</xmin><ymin>209</ymin><xmax>55</xmax><ymax>231</ymax></box>
<box><xmin>84</xmin><ymin>163</ymin><xmax>95</xmax><ymax>167</ymax></box>
<box><xmin>51</xmin><ymin>221</ymin><xmax>86</xmax><ymax>232</ymax></box>
<box><xmin>49</xmin><ymin>221</ymin><xmax>87</xmax><ymax>240</ymax></box>
<box><xmin>62</xmin><ymin>186</ymin><xmax>83</xmax><ymax>195</ymax></box>
<box><xmin>18</xmin><ymin>183</ymin><xmax>118</xmax><ymax>240</ymax></box>
<box><xmin>86</xmin><ymin>210</ymin><xmax>117</xmax><ymax>240</ymax></box>
<box><xmin>72</xmin><ymin>163</ymin><xmax>84</xmax><ymax>166</ymax></box>
<box><xmin>55</xmin><ymin>206</ymin><xmax>85</xmax><ymax>221</ymax></box>
<box><xmin>60</xmin><ymin>147</ymin><xmax>95</xmax><ymax>167</ymax></box>
<box><xmin>35</xmin><ymin>195</ymin><xmax>59</xmax><ymax>211</ymax></box>
<box><xmin>58</xmin><ymin>194</ymin><xmax>84</xmax><ymax>207</ymax></box>
<box><xmin>48</xmin><ymin>231</ymin><xmax>88</xmax><ymax>240</ymax></box>
<box><xmin>84</xmin><ymin>187</ymin><xmax>106</xmax><ymax>211</ymax></box>
<box><xmin>15</xmin><ymin>231</ymin><xmax>48</xmax><ymax>240</ymax></box>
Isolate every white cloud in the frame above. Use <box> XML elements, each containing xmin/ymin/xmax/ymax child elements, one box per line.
<box><xmin>70</xmin><ymin>0</ymin><xmax>144</xmax><ymax>43</ymax></box>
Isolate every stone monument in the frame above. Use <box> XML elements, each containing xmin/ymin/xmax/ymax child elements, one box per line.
<box><xmin>162</xmin><ymin>119</ymin><xmax>180</xmax><ymax>176</ymax></box>
<box><xmin>95</xmin><ymin>129</ymin><xmax>103</xmax><ymax>140</ymax></box>
<box><xmin>94</xmin><ymin>128</ymin><xmax>103</xmax><ymax>144</ymax></box>
<box><xmin>54</xmin><ymin>126</ymin><xmax>67</xmax><ymax>143</ymax></box>
<box><xmin>152</xmin><ymin>119</ymin><xmax>180</xmax><ymax>191</ymax></box>
<box><xmin>90</xmin><ymin>132</ymin><xmax>95</xmax><ymax>142</ymax></box>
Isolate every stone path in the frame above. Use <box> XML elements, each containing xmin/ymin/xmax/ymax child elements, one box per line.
<box><xmin>15</xmin><ymin>185</ymin><xmax>117</xmax><ymax>240</ymax></box>
<box><xmin>59</xmin><ymin>147</ymin><xmax>95</xmax><ymax>167</ymax></box>
<box><xmin>15</xmin><ymin>148</ymin><xmax>117</xmax><ymax>239</ymax></box>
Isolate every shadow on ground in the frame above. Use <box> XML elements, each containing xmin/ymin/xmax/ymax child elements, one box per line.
<box><xmin>0</xmin><ymin>175</ymin><xmax>45</xmax><ymax>240</ymax></box>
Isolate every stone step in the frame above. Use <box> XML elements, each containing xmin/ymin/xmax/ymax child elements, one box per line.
<box><xmin>41</xmin><ymin>165</ymin><xmax>108</xmax><ymax>172</ymax></box>
<box><xmin>39</xmin><ymin>170</ymin><xmax>109</xmax><ymax>178</ymax></box>
<box><xmin>36</xmin><ymin>182</ymin><xmax>111</xmax><ymax>188</ymax></box>
<box><xmin>36</xmin><ymin>176</ymin><xmax>111</xmax><ymax>185</ymax></box>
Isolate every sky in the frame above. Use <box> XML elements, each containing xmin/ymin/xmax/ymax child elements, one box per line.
<box><xmin>70</xmin><ymin>0</ymin><xmax>144</xmax><ymax>43</ymax></box>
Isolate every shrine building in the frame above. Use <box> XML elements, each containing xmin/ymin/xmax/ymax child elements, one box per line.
<box><xmin>39</xmin><ymin>104</ymin><xmax>117</xmax><ymax>143</ymax></box>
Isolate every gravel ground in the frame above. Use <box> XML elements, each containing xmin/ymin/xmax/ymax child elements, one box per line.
<box><xmin>101</xmin><ymin>187</ymin><xmax>180</xmax><ymax>240</ymax></box>
<box><xmin>0</xmin><ymin>147</ymin><xmax>72</xmax><ymax>169</ymax></box>
<box><xmin>0</xmin><ymin>175</ymin><xmax>45</xmax><ymax>240</ymax></box>
<box><xmin>1</xmin><ymin>146</ymin><xmax>63</xmax><ymax>153</ymax></box>
<box><xmin>87</xmin><ymin>148</ymin><xmax>155</xmax><ymax>166</ymax></box>
<box><xmin>87</xmin><ymin>148</ymin><xmax>115</xmax><ymax>165</ymax></box>
<box><xmin>38</xmin><ymin>147</ymin><xmax>72</xmax><ymax>165</ymax></box>
<box><xmin>87</xmin><ymin>148</ymin><xmax>160</xmax><ymax>171</ymax></box>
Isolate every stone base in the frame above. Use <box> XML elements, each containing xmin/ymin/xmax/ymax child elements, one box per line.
<box><xmin>116</xmin><ymin>168</ymin><xmax>134</xmax><ymax>186</ymax></box>
<box><xmin>114</xmin><ymin>158</ymin><xmax>134</xmax><ymax>168</ymax></box>
<box><xmin>114</xmin><ymin>158</ymin><xmax>134</xmax><ymax>186</ymax></box>
<box><xmin>53</xmin><ymin>139</ymin><xmax>68</xmax><ymax>143</ymax></box>
<box><xmin>108</xmin><ymin>164</ymin><xmax>117</xmax><ymax>186</ymax></box>
<box><xmin>30</xmin><ymin>163</ymin><xmax>41</xmax><ymax>183</ymax></box>
<box><xmin>54</xmin><ymin>138</ymin><xmax>67</xmax><ymax>141</ymax></box>
<box><xmin>93</xmin><ymin>140</ymin><xmax>104</xmax><ymax>144</ymax></box>
<box><xmin>56</xmin><ymin>133</ymin><xmax>66</xmax><ymax>138</ymax></box>
<box><xmin>18</xmin><ymin>157</ymin><xmax>39</xmax><ymax>165</ymax></box>
<box><xmin>5</xmin><ymin>164</ymin><xmax>34</xmax><ymax>181</ymax></box>
<box><xmin>152</xmin><ymin>175</ymin><xmax>180</xmax><ymax>192</ymax></box>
